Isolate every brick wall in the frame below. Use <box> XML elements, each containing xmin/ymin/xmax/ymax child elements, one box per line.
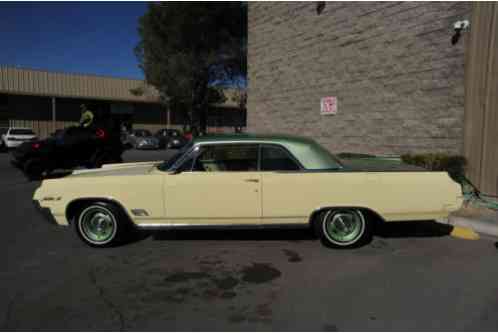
<box><xmin>248</xmin><ymin>2</ymin><xmax>472</xmax><ymax>155</ymax></box>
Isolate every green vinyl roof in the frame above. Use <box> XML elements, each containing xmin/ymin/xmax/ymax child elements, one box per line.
<box><xmin>193</xmin><ymin>133</ymin><xmax>315</xmax><ymax>145</ymax></box>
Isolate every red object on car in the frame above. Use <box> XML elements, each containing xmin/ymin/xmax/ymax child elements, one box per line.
<box><xmin>95</xmin><ymin>128</ymin><xmax>106</xmax><ymax>139</ymax></box>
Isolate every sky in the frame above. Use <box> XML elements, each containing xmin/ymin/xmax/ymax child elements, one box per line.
<box><xmin>0</xmin><ymin>2</ymin><xmax>148</xmax><ymax>79</ymax></box>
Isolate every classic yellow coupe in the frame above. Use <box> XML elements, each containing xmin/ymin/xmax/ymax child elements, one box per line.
<box><xmin>33</xmin><ymin>134</ymin><xmax>463</xmax><ymax>248</ymax></box>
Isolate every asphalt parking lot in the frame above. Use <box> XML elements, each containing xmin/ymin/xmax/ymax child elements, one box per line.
<box><xmin>1</xmin><ymin>149</ymin><xmax>498</xmax><ymax>331</ymax></box>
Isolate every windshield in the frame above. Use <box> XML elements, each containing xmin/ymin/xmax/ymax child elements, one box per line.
<box><xmin>10</xmin><ymin>129</ymin><xmax>35</xmax><ymax>135</ymax></box>
<box><xmin>159</xmin><ymin>142</ymin><xmax>194</xmax><ymax>170</ymax></box>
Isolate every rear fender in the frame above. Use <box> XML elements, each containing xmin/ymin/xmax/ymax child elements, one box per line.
<box><xmin>309</xmin><ymin>206</ymin><xmax>385</xmax><ymax>228</ymax></box>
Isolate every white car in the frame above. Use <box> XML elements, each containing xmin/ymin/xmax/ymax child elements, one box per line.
<box><xmin>1</xmin><ymin>127</ymin><xmax>37</xmax><ymax>149</ymax></box>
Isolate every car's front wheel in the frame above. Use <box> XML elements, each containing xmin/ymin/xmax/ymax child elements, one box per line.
<box><xmin>315</xmin><ymin>208</ymin><xmax>372</xmax><ymax>248</ymax></box>
<box><xmin>74</xmin><ymin>202</ymin><xmax>129</xmax><ymax>247</ymax></box>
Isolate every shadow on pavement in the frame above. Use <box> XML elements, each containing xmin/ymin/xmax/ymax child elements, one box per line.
<box><xmin>151</xmin><ymin>220</ymin><xmax>452</xmax><ymax>242</ymax></box>
<box><xmin>375</xmin><ymin>220</ymin><xmax>452</xmax><ymax>238</ymax></box>
<box><xmin>152</xmin><ymin>228</ymin><xmax>315</xmax><ymax>242</ymax></box>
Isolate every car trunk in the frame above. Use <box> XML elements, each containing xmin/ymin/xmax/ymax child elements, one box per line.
<box><xmin>340</xmin><ymin>157</ymin><xmax>427</xmax><ymax>172</ymax></box>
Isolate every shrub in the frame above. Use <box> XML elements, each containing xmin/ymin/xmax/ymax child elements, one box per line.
<box><xmin>401</xmin><ymin>153</ymin><xmax>467</xmax><ymax>183</ymax></box>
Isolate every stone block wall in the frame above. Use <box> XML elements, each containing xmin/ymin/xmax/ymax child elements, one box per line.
<box><xmin>248</xmin><ymin>2</ymin><xmax>472</xmax><ymax>155</ymax></box>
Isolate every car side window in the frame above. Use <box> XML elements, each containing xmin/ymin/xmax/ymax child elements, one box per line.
<box><xmin>260</xmin><ymin>145</ymin><xmax>301</xmax><ymax>171</ymax></box>
<box><xmin>193</xmin><ymin>144</ymin><xmax>258</xmax><ymax>172</ymax></box>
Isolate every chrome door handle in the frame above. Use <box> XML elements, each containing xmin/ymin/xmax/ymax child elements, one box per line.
<box><xmin>244</xmin><ymin>179</ymin><xmax>259</xmax><ymax>183</ymax></box>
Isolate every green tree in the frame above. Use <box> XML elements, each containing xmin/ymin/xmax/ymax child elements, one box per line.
<box><xmin>135</xmin><ymin>2</ymin><xmax>247</xmax><ymax>132</ymax></box>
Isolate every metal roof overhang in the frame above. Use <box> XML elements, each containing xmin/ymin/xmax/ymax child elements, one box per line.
<box><xmin>0</xmin><ymin>66</ymin><xmax>160</xmax><ymax>103</ymax></box>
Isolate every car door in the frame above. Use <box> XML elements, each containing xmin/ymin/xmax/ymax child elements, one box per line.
<box><xmin>259</xmin><ymin>144</ymin><xmax>311</xmax><ymax>225</ymax></box>
<box><xmin>164</xmin><ymin>143</ymin><xmax>262</xmax><ymax>225</ymax></box>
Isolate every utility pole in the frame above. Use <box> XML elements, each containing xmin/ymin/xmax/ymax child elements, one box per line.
<box><xmin>51</xmin><ymin>97</ymin><xmax>56</xmax><ymax>132</ymax></box>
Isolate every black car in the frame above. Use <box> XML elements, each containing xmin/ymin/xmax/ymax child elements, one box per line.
<box><xmin>11</xmin><ymin>125</ymin><xmax>124</xmax><ymax>180</ymax></box>
<box><xmin>155</xmin><ymin>128</ymin><xmax>187</xmax><ymax>149</ymax></box>
<box><xmin>0</xmin><ymin>127</ymin><xmax>7</xmax><ymax>151</ymax></box>
<box><xmin>49</xmin><ymin>129</ymin><xmax>64</xmax><ymax>138</ymax></box>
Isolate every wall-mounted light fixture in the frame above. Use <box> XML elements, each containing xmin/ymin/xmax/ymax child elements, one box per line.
<box><xmin>452</xmin><ymin>20</ymin><xmax>470</xmax><ymax>45</ymax></box>
<box><xmin>316</xmin><ymin>1</ymin><xmax>326</xmax><ymax>15</ymax></box>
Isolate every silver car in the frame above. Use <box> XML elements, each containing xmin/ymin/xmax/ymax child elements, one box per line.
<box><xmin>128</xmin><ymin>129</ymin><xmax>160</xmax><ymax>150</ymax></box>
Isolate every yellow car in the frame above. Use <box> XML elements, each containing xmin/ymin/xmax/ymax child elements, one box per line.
<box><xmin>33</xmin><ymin>134</ymin><xmax>463</xmax><ymax>248</ymax></box>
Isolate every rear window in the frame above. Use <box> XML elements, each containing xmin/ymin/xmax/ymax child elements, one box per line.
<box><xmin>10</xmin><ymin>129</ymin><xmax>35</xmax><ymax>135</ymax></box>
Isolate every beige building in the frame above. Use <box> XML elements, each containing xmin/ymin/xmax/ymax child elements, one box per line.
<box><xmin>0</xmin><ymin>66</ymin><xmax>245</xmax><ymax>138</ymax></box>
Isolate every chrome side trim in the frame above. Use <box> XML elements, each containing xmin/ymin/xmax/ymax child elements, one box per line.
<box><xmin>135</xmin><ymin>223</ymin><xmax>310</xmax><ymax>230</ymax></box>
<box><xmin>136</xmin><ymin>216</ymin><xmax>306</xmax><ymax>220</ymax></box>
<box><xmin>131</xmin><ymin>209</ymin><xmax>149</xmax><ymax>217</ymax></box>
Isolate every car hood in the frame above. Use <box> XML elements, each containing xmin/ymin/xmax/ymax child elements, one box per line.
<box><xmin>69</xmin><ymin>161</ymin><xmax>162</xmax><ymax>178</ymax></box>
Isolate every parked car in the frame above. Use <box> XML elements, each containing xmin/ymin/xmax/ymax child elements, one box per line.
<box><xmin>155</xmin><ymin>128</ymin><xmax>187</xmax><ymax>149</ymax></box>
<box><xmin>119</xmin><ymin>130</ymin><xmax>134</xmax><ymax>150</ymax></box>
<box><xmin>50</xmin><ymin>129</ymin><xmax>65</xmax><ymax>138</ymax></box>
<box><xmin>12</xmin><ymin>125</ymin><xmax>124</xmax><ymax>180</ymax></box>
<box><xmin>1</xmin><ymin>127</ymin><xmax>37</xmax><ymax>149</ymax></box>
<box><xmin>33</xmin><ymin>133</ymin><xmax>463</xmax><ymax>248</ymax></box>
<box><xmin>128</xmin><ymin>129</ymin><xmax>159</xmax><ymax>150</ymax></box>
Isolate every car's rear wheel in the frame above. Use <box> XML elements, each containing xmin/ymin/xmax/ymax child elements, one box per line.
<box><xmin>89</xmin><ymin>151</ymin><xmax>122</xmax><ymax>168</ymax></box>
<box><xmin>315</xmin><ymin>208</ymin><xmax>372</xmax><ymax>248</ymax></box>
<box><xmin>74</xmin><ymin>202</ymin><xmax>129</xmax><ymax>247</ymax></box>
<box><xmin>24</xmin><ymin>158</ymin><xmax>46</xmax><ymax>181</ymax></box>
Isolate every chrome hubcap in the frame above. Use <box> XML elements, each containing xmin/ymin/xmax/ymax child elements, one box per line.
<box><xmin>79</xmin><ymin>207</ymin><xmax>116</xmax><ymax>243</ymax></box>
<box><xmin>323</xmin><ymin>210</ymin><xmax>364</xmax><ymax>244</ymax></box>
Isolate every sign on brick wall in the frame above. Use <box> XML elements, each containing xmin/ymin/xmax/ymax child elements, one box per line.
<box><xmin>320</xmin><ymin>96</ymin><xmax>337</xmax><ymax>116</ymax></box>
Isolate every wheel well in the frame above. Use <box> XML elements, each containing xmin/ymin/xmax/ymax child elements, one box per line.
<box><xmin>309</xmin><ymin>207</ymin><xmax>385</xmax><ymax>227</ymax></box>
<box><xmin>65</xmin><ymin>198</ymin><xmax>130</xmax><ymax>225</ymax></box>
